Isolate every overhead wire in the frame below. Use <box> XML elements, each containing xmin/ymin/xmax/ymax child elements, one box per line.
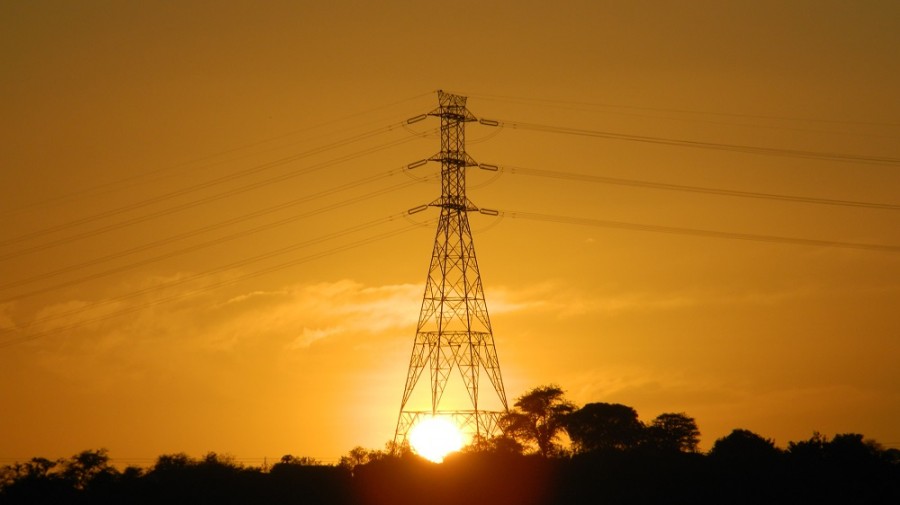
<box><xmin>459</xmin><ymin>90</ymin><xmax>900</xmax><ymax>129</ymax></box>
<box><xmin>0</xmin><ymin>215</ymin><xmax>433</xmax><ymax>348</ymax></box>
<box><xmin>0</xmin><ymin>173</ymin><xmax>428</xmax><ymax>301</ymax></box>
<box><xmin>2</xmin><ymin>91</ymin><xmax>435</xmax><ymax>217</ymax></box>
<box><xmin>460</xmin><ymin>91</ymin><xmax>900</xmax><ymax>139</ymax></box>
<box><xmin>8</xmin><ymin>123</ymin><xmax>884</xmax><ymax>302</ymax></box>
<box><xmin>491</xmin><ymin>120</ymin><xmax>900</xmax><ymax>166</ymax></box>
<box><xmin>0</xmin><ymin>120</ymin><xmax>425</xmax><ymax>250</ymax></box>
<box><xmin>467</xmin><ymin>168</ymin><xmax>504</xmax><ymax>190</ymax></box>
<box><xmin>0</xmin><ymin>128</ymin><xmax>435</xmax><ymax>262</ymax></box>
<box><xmin>5</xmin><ymin>91</ymin><xmax>898</xmax><ymax>347</ymax></box>
<box><xmin>17</xmin><ymin>201</ymin><xmax>890</xmax><ymax>347</ymax></box>
<box><xmin>502</xmin><ymin>211</ymin><xmax>900</xmax><ymax>254</ymax></box>
<box><xmin>466</xmin><ymin>125</ymin><xmax>505</xmax><ymax>145</ymax></box>
<box><xmin>498</xmin><ymin>164</ymin><xmax>900</xmax><ymax>210</ymax></box>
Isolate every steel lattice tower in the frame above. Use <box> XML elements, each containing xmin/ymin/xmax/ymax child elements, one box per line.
<box><xmin>394</xmin><ymin>91</ymin><xmax>509</xmax><ymax>446</ymax></box>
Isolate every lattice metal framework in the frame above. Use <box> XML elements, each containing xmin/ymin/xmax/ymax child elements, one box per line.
<box><xmin>394</xmin><ymin>91</ymin><xmax>509</xmax><ymax>446</ymax></box>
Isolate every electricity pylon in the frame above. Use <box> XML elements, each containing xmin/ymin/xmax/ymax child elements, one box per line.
<box><xmin>394</xmin><ymin>91</ymin><xmax>509</xmax><ymax>447</ymax></box>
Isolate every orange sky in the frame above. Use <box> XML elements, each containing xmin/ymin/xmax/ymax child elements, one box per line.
<box><xmin>2</xmin><ymin>1</ymin><xmax>899</xmax><ymax>466</ymax></box>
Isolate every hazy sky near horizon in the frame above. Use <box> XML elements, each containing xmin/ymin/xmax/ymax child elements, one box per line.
<box><xmin>2</xmin><ymin>1</ymin><xmax>899</xmax><ymax>465</ymax></box>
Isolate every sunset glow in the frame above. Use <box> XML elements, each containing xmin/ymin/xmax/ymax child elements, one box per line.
<box><xmin>408</xmin><ymin>417</ymin><xmax>464</xmax><ymax>463</ymax></box>
<box><xmin>1</xmin><ymin>1</ymin><xmax>899</xmax><ymax>467</ymax></box>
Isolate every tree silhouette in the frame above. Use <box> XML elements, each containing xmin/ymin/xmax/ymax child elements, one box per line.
<box><xmin>277</xmin><ymin>454</ymin><xmax>321</xmax><ymax>466</ymax></box>
<box><xmin>465</xmin><ymin>434</ymin><xmax>525</xmax><ymax>455</ymax></box>
<box><xmin>646</xmin><ymin>412</ymin><xmax>701</xmax><ymax>453</ymax></box>
<box><xmin>709</xmin><ymin>428</ymin><xmax>781</xmax><ymax>464</ymax></box>
<box><xmin>785</xmin><ymin>432</ymin><xmax>900</xmax><ymax>504</ymax></box>
<box><xmin>0</xmin><ymin>456</ymin><xmax>72</xmax><ymax>503</ymax></box>
<box><xmin>565</xmin><ymin>402</ymin><xmax>644</xmax><ymax>453</ymax></box>
<box><xmin>61</xmin><ymin>449</ymin><xmax>115</xmax><ymax>491</ymax></box>
<box><xmin>2</xmin><ymin>410</ymin><xmax>899</xmax><ymax>504</ymax></box>
<box><xmin>151</xmin><ymin>453</ymin><xmax>194</xmax><ymax>473</ymax></box>
<box><xmin>340</xmin><ymin>445</ymin><xmax>390</xmax><ymax>473</ymax></box>
<box><xmin>501</xmin><ymin>385</ymin><xmax>576</xmax><ymax>457</ymax></box>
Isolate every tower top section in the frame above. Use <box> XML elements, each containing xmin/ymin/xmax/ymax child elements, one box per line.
<box><xmin>430</xmin><ymin>90</ymin><xmax>477</xmax><ymax>123</ymax></box>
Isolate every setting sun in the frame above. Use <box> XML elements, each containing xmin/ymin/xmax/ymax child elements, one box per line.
<box><xmin>408</xmin><ymin>417</ymin><xmax>464</xmax><ymax>463</ymax></box>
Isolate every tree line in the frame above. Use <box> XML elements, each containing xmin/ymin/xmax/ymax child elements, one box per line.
<box><xmin>496</xmin><ymin>384</ymin><xmax>702</xmax><ymax>456</ymax></box>
<box><xmin>2</xmin><ymin>385</ymin><xmax>898</xmax><ymax>504</ymax></box>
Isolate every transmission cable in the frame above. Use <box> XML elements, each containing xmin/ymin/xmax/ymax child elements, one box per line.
<box><xmin>3</xmin><ymin>92</ymin><xmax>434</xmax><ymax>217</ymax></box>
<box><xmin>460</xmin><ymin>90</ymin><xmax>900</xmax><ymax>129</ymax></box>
<box><xmin>0</xmin><ymin>175</ymin><xmax>426</xmax><ymax>301</ymax></box>
<box><xmin>1</xmin><ymin>121</ymin><xmax>425</xmax><ymax>250</ymax></box>
<box><xmin>0</xmin><ymin>219</ymin><xmax>426</xmax><ymax>349</ymax></box>
<box><xmin>0</xmin><ymin>130</ymin><xmax>433</xmax><ymax>262</ymax></box>
<box><xmin>497</xmin><ymin>164</ymin><xmax>900</xmax><ymax>210</ymax></box>
<box><xmin>501</xmin><ymin>211</ymin><xmax>900</xmax><ymax>253</ymax></box>
<box><xmin>487</xmin><ymin>120</ymin><xmax>900</xmax><ymax>166</ymax></box>
<box><xmin>0</xmin><ymin>215</ymin><xmax>431</xmax><ymax>347</ymax></box>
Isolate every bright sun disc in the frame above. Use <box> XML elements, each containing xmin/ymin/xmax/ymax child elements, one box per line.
<box><xmin>409</xmin><ymin>417</ymin><xmax>464</xmax><ymax>463</ymax></box>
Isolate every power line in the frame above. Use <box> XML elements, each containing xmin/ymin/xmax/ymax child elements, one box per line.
<box><xmin>1</xmin><ymin>214</ymin><xmax>414</xmax><ymax>335</ymax></box>
<box><xmin>2</xmin><ymin>92</ymin><xmax>434</xmax><ymax>217</ymax></box>
<box><xmin>501</xmin><ymin>211</ymin><xmax>900</xmax><ymax>253</ymax></box>
<box><xmin>4</xmin><ymin>91</ymin><xmax>896</xmax><ymax>339</ymax></box>
<box><xmin>459</xmin><ymin>90</ymin><xmax>900</xmax><ymax>129</ymax></box>
<box><xmin>0</xmin><ymin>176</ymin><xmax>424</xmax><ymax>302</ymax></box>
<box><xmin>499</xmin><ymin>164</ymin><xmax>900</xmax><ymax>210</ymax></box>
<box><xmin>490</xmin><ymin>120</ymin><xmax>900</xmax><ymax>166</ymax></box>
<box><xmin>0</xmin><ymin>167</ymin><xmax>424</xmax><ymax>292</ymax></box>
<box><xmin>0</xmin><ymin>121</ymin><xmax>423</xmax><ymax>250</ymax></box>
<box><xmin>0</xmin><ymin>216</ymin><xmax>430</xmax><ymax>348</ymax></box>
<box><xmin>0</xmin><ymin>131</ymin><xmax>431</xmax><ymax>262</ymax></box>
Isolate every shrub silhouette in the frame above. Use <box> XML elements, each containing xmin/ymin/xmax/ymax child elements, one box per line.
<box><xmin>565</xmin><ymin>402</ymin><xmax>644</xmax><ymax>453</ymax></box>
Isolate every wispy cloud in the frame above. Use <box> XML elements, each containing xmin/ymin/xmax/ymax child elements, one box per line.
<box><xmin>12</xmin><ymin>277</ymin><xmax>555</xmax><ymax>359</ymax></box>
<box><xmin>562</xmin><ymin>365</ymin><xmax>741</xmax><ymax>409</ymax></box>
<box><xmin>490</xmin><ymin>280</ymin><xmax>832</xmax><ymax>319</ymax></box>
<box><xmin>0</xmin><ymin>303</ymin><xmax>15</xmax><ymax>331</ymax></box>
<box><xmin>211</xmin><ymin>280</ymin><xmax>424</xmax><ymax>351</ymax></box>
<box><xmin>486</xmin><ymin>281</ymin><xmax>699</xmax><ymax>318</ymax></box>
